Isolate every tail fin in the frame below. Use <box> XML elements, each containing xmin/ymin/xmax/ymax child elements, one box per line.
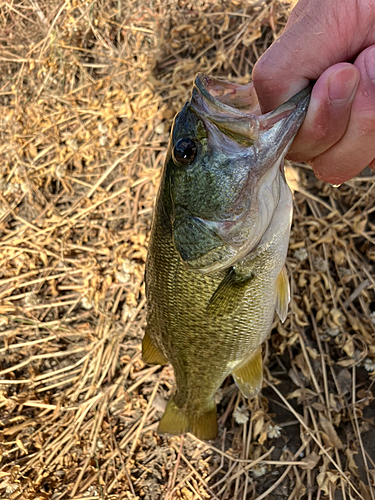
<box><xmin>158</xmin><ymin>398</ymin><xmax>218</xmax><ymax>441</ymax></box>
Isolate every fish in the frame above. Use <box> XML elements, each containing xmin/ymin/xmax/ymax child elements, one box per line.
<box><xmin>143</xmin><ymin>74</ymin><xmax>311</xmax><ymax>440</ymax></box>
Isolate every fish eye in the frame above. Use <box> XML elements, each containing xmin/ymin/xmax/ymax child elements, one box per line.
<box><xmin>172</xmin><ymin>138</ymin><xmax>197</xmax><ymax>167</ymax></box>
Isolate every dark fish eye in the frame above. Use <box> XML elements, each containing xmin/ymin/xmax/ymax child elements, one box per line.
<box><xmin>172</xmin><ymin>138</ymin><xmax>197</xmax><ymax>167</ymax></box>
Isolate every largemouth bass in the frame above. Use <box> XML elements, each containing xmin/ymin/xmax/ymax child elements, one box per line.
<box><xmin>143</xmin><ymin>74</ymin><xmax>311</xmax><ymax>440</ymax></box>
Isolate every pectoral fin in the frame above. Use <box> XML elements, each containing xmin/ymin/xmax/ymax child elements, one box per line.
<box><xmin>207</xmin><ymin>268</ymin><xmax>253</xmax><ymax>317</ymax></box>
<box><xmin>232</xmin><ymin>346</ymin><xmax>263</xmax><ymax>399</ymax></box>
<box><xmin>275</xmin><ymin>265</ymin><xmax>290</xmax><ymax>323</ymax></box>
<box><xmin>142</xmin><ymin>331</ymin><xmax>168</xmax><ymax>365</ymax></box>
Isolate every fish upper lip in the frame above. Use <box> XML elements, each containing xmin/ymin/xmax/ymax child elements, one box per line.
<box><xmin>194</xmin><ymin>73</ymin><xmax>258</xmax><ymax>114</ymax></box>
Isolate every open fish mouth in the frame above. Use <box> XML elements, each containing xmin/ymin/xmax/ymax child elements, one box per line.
<box><xmin>192</xmin><ymin>73</ymin><xmax>312</xmax><ymax>149</ymax></box>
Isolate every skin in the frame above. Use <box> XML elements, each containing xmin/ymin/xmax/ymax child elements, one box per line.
<box><xmin>252</xmin><ymin>0</ymin><xmax>375</xmax><ymax>185</ymax></box>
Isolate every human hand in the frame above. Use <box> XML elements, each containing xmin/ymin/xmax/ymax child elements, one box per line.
<box><xmin>252</xmin><ymin>0</ymin><xmax>375</xmax><ymax>185</ymax></box>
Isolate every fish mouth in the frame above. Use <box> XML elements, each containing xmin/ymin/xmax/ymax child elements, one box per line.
<box><xmin>191</xmin><ymin>74</ymin><xmax>260</xmax><ymax>146</ymax></box>
<box><xmin>192</xmin><ymin>73</ymin><xmax>312</xmax><ymax>151</ymax></box>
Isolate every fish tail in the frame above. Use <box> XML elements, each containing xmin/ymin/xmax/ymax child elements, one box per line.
<box><xmin>158</xmin><ymin>398</ymin><xmax>218</xmax><ymax>441</ymax></box>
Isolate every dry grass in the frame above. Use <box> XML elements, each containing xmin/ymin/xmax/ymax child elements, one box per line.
<box><xmin>0</xmin><ymin>1</ymin><xmax>375</xmax><ymax>499</ymax></box>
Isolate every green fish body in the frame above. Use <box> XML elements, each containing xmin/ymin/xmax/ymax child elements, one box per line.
<box><xmin>143</xmin><ymin>75</ymin><xmax>311</xmax><ymax>440</ymax></box>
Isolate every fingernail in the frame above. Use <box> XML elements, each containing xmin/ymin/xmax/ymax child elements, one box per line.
<box><xmin>328</xmin><ymin>67</ymin><xmax>359</xmax><ymax>102</ymax></box>
<box><xmin>365</xmin><ymin>46</ymin><xmax>375</xmax><ymax>83</ymax></box>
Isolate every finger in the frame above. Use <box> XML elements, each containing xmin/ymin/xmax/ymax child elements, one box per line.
<box><xmin>311</xmin><ymin>46</ymin><xmax>375</xmax><ymax>184</ymax></box>
<box><xmin>287</xmin><ymin>63</ymin><xmax>360</xmax><ymax>161</ymax></box>
<box><xmin>285</xmin><ymin>0</ymin><xmax>312</xmax><ymax>28</ymax></box>
<box><xmin>252</xmin><ymin>0</ymin><xmax>371</xmax><ymax>112</ymax></box>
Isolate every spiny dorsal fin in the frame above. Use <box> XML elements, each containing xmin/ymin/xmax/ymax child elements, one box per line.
<box><xmin>207</xmin><ymin>268</ymin><xmax>254</xmax><ymax>317</ymax></box>
<box><xmin>232</xmin><ymin>346</ymin><xmax>263</xmax><ymax>399</ymax></box>
<box><xmin>275</xmin><ymin>265</ymin><xmax>290</xmax><ymax>323</ymax></box>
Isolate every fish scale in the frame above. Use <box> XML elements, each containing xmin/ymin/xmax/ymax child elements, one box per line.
<box><xmin>143</xmin><ymin>74</ymin><xmax>311</xmax><ymax>440</ymax></box>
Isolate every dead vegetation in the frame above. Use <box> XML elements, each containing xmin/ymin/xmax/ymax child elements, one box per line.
<box><xmin>0</xmin><ymin>0</ymin><xmax>375</xmax><ymax>498</ymax></box>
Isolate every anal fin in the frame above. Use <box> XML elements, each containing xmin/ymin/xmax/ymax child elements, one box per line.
<box><xmin>275</xmin><ymin>265</ymin><xmax>290</xmax><ymax>323</ymax></box>
<box><xmin>158</xmin><ymin>398</ymin><xmax>218</xmax><ymax>441</ymax></box>
<box><xmin>232</xmin><ymin>346</ymin><xmax>263</xmax><ymax>399</ymax></box>
<box><xmin>142</xmin><ymin>331</ymin><xmax>168</xmax><ymax>365</ymax></box>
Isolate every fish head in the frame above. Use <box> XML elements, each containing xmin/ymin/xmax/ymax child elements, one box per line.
<box><xmin>165</xmin><ymin>73</ymin><xmax>311</xmax><ymax>273</ymax></box>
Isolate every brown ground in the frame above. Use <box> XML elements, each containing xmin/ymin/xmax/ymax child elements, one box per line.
<box><xmin>1</xmin><ymin>1</ymin><xmax>375</xmax><ymax>499</ymax></box>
